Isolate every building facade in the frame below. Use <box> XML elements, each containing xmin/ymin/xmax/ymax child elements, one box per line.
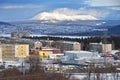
<box><xmin>0</xmin><ymin>44</ymin><xmax>29</xmax><ymax>61</ymax></box>
<box><xmin>0</xmin><ymin>45</ymin><xmax>2</xmax><ymax>61</ymax></box>
<box><xmin>89</xmin><ymin>43</ymin><xmax>112</xmax><ymax>53</ymax></box>
<box><xmin>15</xmin><ymin>44</ymin><xmax>29</xmax><ymax>58</ymax></box>
<box><xmin>0</xmin><ymin>44</ymin><xmax>15</xmax><ymax>61</ymax></box>
<box><xmin>34</xmin><ymin>41</ymin><xmax>42</xmax><ymax>49</ymax></box>
<box><xmin>62</xmin><ymin>51</ymin><xmax>99</xmax><ymax>64</ymax></box>
<box><xmin>53</xmin><ymin>41</ymin><xmax>81</xmax><ymax>52</ymax></box>
<box><xmin>11</xmin><ymin>32</ymin><xmax>30</xmax><ymax>38</ymax></box>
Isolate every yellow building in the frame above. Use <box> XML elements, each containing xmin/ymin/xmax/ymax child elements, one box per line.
<box><xmin>0</xmin><ymin>44</ymin><xmax>29</xmax><ymax>61</ymax></box>
<box><xmin>15</xmin><ymin>44</ymin><xmax>29</xmax><ymax>58</ymax></box>
<box><xmin>0</xmin><ymin>44</ymin><xmax>16</xmax><ymax>61</ymax></box>
<box><xmin>39</xmin><ymin>51</ymin><xmax>53</xmax><ymax>59</ymax></box>
<box><xmin>0</xmin><ymin>45</ymin><xmax>2</xmax><ymax>61</ymax></box>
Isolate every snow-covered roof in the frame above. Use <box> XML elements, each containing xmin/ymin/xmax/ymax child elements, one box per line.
<box><xmin>64</xmin><ymin>50</ymin><xmax>95</xmax><ymax>54</ymax></box>
<box><xmin>63</xmin><ymin>41</ymin><xmax>79</xmax><ymax>44</ymax></box>
<box><xmin>110</xmin><ymin>50</ymin><xmax>119</xmax><ymax>54</ymax></box>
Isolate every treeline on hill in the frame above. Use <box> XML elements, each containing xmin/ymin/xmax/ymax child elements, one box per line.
<box><xmin>24</xmin><ymin>36</ymin><xmax>120</xmax><ymax>50</ymax></box>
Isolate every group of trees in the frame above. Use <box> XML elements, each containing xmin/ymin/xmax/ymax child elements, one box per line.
<box><xmin>0</xmin><ymin>63</ymin><xmax>69</xmax><ymax>80</ymax></box>
<box><xmin>25</xmin><ymin>36</ymin><xmax>120</xmax><ymax>50</ymax></box>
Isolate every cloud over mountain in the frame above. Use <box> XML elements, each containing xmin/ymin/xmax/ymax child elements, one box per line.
<box><xmin>32</xmin><ymin>8</ymin><xmax>98</xmax><ymax>22</ymax></box>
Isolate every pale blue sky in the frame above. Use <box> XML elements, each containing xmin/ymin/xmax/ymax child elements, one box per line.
<box><xmin>0</xmin><ymin>0</ymin><xmax>120</xmax><ymax>22</ymax></box>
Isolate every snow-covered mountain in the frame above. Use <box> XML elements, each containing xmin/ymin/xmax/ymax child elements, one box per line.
<box><xmin>31</xmin><ymin>8</ymin><xmax>99</xmax><ymax>23</ymax></box>
<box><xmin>32</xmin><ymin>12</ymin><xmax>97</xmax><ymax>23</ymax></box>
<box><xmin>0</xmin><ymin>20</ymin><xmax>120</xmax><ymax>36</ymax></box>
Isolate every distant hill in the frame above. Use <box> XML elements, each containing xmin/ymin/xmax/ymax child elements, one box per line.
<box><xmin>108</xmin><ymin>25</ymin><xmax>120</xmax><ymax>36</ymax></box>
<box><xmin>0</xmin><ymin>20</ymin><xmax>120</xmax><ymax>36</ymax></box>
<box><xmin>73</xmin><ymin>25</ymin><xmax>120</xmax><ymax>36</ymax></box>
<box><xmin>0</xmin><ymin>21</ymin><xmax>12</xmax><ymax>26</ymax></box>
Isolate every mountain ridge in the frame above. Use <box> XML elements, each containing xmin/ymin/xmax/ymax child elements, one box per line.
<box><xmin>0</xmin><ymin>20</ymin><xmax>120</xmax><ymax>36</ymax></box>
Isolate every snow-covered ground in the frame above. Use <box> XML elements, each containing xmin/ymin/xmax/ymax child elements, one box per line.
<box><xmin>70</xmin><ymin>73</ymin><xmax>120</xmax><ymax>80</ymax></box>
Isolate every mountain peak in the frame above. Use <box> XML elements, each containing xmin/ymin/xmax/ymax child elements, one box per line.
<box><xmin>32</xmin><ymin>12</ymin><xmax>97</xmax><ymax>23</ymax></box>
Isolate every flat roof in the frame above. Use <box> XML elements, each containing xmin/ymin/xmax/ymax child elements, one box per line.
<box><xmin>64</xmin><ymin>51</ymin><xmax>94</xmax><ymax>54</ymax></box>
<box><xmin>42</xmin><ymin>47</ymin><xmax>60</xmax><ymax>50</ymax></box>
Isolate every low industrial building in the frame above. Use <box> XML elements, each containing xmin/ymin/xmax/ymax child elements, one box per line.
<box><xmin>61</xmin><ymin>51</ymin><xmax>101</xmax><ymax>65</ymax></box>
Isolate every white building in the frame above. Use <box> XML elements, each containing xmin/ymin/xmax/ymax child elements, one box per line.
<box><xmin>34</xmin><ymin>41</ymin><xmax>42</xmax><ymax>49</ymax></box>
<box><xmin>62</xmin><ymin>51</ymin><xmax>99</xmax><ymax>64</ymax></box>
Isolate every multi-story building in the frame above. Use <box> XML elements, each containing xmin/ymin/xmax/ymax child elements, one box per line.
<box><xmin>89</xmin><ymin>43</ymin><xmax>112</xmax><ymax>53</ymax></box>
<box><xmin>40</xmin><ymin>40</ymin><xmax>54</xmax><ymax>47</ymax></box>
<box><xmin>0</xmin><ymin>45</ymin><xmax>2</xmax><ymax>61</ymax></box>
<box><xmin>39</xmin><ymin>40</ymin><xmax>81</xmax><ymax>52</ymax></box>
<box><xmin>0</xmin><ymin>44</ymin><xmax>16</xmax><ymax>61</ymax></box>
<box><xmin>53</xmin><ymin>41</ymin><xmax>81</xmax><ymax>52</ymax></box>
<box><xmin>11</xmin><ymin>32</ymin><xmax>30</xmax><ymax>38</ymax></box>
<box><xmin>15</xmin><ymin>44</ymin><xmax>29</xmax><ymax>58</ymax></box>
<box><xmin>0</xmin><ymin>44</ymin><xmax>29</xmax><ymax>61</ymax></box>
<box><xmin>34</xmin><ymin>41</ymin><xmax>42</xmax><ymax>49</ymax></box>
<box><xmin>101</xmin><ymin>44</ymin><xmax>112</xmax><ymax>53</ymax></box>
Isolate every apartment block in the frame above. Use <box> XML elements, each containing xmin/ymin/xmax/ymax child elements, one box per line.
<box><xmin>11</xmin><ymin>32</ymin><xmax>30</xmax><ymax>38</ymax></box>
<box><xmin>34</xmin><ymin>41</ymin><xmax>42</xmax><ymax>49</ymax></box>
<box><xmin>89</xmin><ymin>43</ymin><xmax>112</xmax><ymax>53</ymax></box>
<box><xmin>0</xmin><ymin>44</ymin><xmax>16</xmax><ymax>61</ymax></box>
<box><xmin>0</xmin><ymin>44</ymin><xmax>29</xmax><ymax>61</ymax></box>
<box><xmin>15</xmin><ymin>44</ymin><xmax>29</xmax><ymax>58</ymax></box>
<box><xmin>0</xmin><ymin>45</ymin><xmax>2</xmax><ymax>61</ymax></box>
<box><xmin>53</xmin><ymin>41</ymin><xmax>81</xmax><ymax>52</ymax></box>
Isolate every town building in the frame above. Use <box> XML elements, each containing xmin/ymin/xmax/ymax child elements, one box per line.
<box><xmin>0</xmin><ymin>45</ymin><xmax>2</xmax><ymax>61</ymax></box>
<box><xmin>11</xmin><ymin>32</ymin><xmax>30</xmax><ymax>38</ymax></box>
<box><xmin>102</xmin><ymin>43</ymin><xmax>112</xmax><ymax>53</ymax></box>
<box><xmin>53</xmin><ymin>41</ymin><xmax>81</xmax><ymax>52</ymax></box>
<box><xmin>89</xmin><ymin>43</ymin><xmax>112</xmax><ymax>53</ymax></box>
<box><xmin>38</xmin><ymin>47</ymin><xmax>61</xmax><ymax>60</ymax></box>
<box><xmin>15</xmin><ymin>44</ymin><xmax>29</xmax><ymax>58</ymax></box>
<box><xmin>0</xmin><ymin>44</ymin><xmax>16</xmax><ymax>61</ymax></box>
<box><xmin>34</xmin><ymin>41</ymin><xmax>42</xmax><ymax>49</ymax></box>
<box><xmin>40</xmin><ymin>40</ymin><xmax>54</xmax><ymax>47</ymax></box>
<box><xmin>61</xmin><ymin>51</ymin><xmax>100</xmax><ymax>65</ymax></box>
<box><xmin>0</xmin><ymin>44</ymin><xmax>29</xmax><ymax>61</ymax></box>
<box><xmin>39</xmin><ymin>40</ymin><xmax>81</xmax><ymax>52</ymax></box>
<box><xmin>41</xmin><ymin>47</ymin><xmax>61</xmax><ymax>53</ymax></box>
